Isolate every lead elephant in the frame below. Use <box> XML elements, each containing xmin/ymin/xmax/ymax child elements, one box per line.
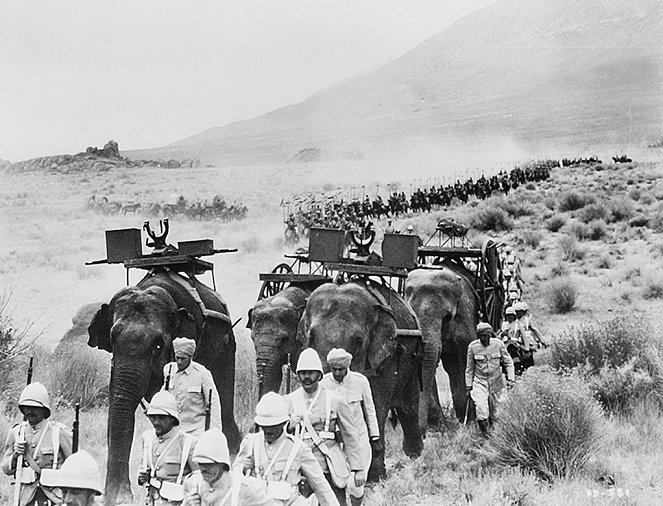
<box><xmin>297</xmin><ymin>280</ymin><xmax>424</xmax><ymax>480</ymax></box>
<box><xmin>87</xmin><ymin>270</ymin><xmax>240</xmax><ymax>506</ymax></box>
<box><xmin>405</xmin><ymin>266</ymin><xmax>479</xmax><ymax>432</ymax></box>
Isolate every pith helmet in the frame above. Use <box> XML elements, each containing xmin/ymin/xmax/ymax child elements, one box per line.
<box><xmin>147</xmin><ymin>391</ymin><xmax>179</xmax><ymax>424</ymax></box>
<box><xmin>19</xmin><ymin>382</ymin><xmax>51</xmax><ymax>418</ymax></box>
<box><xmin>513</xmin><ymin>301</ymin><xmax>527</xmax><ymax>312</ymax></box>
<box><xmin>505</xmin><ymin>306</ymin><xmax>516</xmax><ymax>316</ymax></box>
<box><xmin>40</xmin><ymin>451</ymin><xmax>103</xmax><ymax>494</ymax></box>
<box><xmin>193</xmin><ymin>428</ymin><xmax>230</xmax><ymax>465</ymax></box>
<box><xmin>255</xmin><ymin>392</ymin><xmax>289</xmax><ymax>427</ymax></box>
<box><xmin>296</xmin><ymin>348</ymin><xmax>323</xmax><ymax>374</ymax></box>
<box><xmin>476</xmin><ymin>322</ymin><xmax>493</xmax><ymax>334</ymax></box>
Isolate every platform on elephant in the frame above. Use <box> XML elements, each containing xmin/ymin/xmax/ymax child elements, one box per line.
<box><xmin>324</xmin><ymin>262</ymin><xmax>409</xmax><ymax>278</ymax></box>
<box><xmin>259</xmin><ymin>273</ymin><xmax>331</xmax><ymax>283</ymax></box>
<box><xmin>417</xmin><ymin>246</ymin><xmax>483</xmax><ymax>259</ymax></box>
<box><xmin>122</xmin><ymin>254</ymin><xmax>224</xmax><ymax>274</ymax></box>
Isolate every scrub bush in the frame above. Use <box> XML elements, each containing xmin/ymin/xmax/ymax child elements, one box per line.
<box><xmin>546</xmin><ymin>215</ymin><xmax>566</xmax><ymax>232</ymax></box>
<box><xmin>558</xmin><ymin>191</ymin><xmax>593</xmax><ymax>212</ymax></box>
<box><xmin>487</xmin><ymin>367</ymin><xmax>605</xmax><ymax>481</ymax></box>
<box><xmin>469</xmin><ymin>205</ymin><xmax>513</xmax><ymax>232</ymax></box>
<box><xmin>546</xmin><ymin>277</ymin><xmax>578</xmax><ymax>313</ymax></box>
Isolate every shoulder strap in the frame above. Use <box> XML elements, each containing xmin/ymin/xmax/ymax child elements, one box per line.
<box><xmin>280</xmin><ymin>438</ymin><xmax>302</xmax><ymax>481</ymax></box>
<box><xmin>231</xmin><ymin>473</ymin><xmax>242</xmax><ymax>506</ymax></box>
<box><xmin>177</xmin><ymin>433</ymin><xmax>193</xmax><ymax>484</ymax></box>
<box><xmin>50</xmin><ymin>424</ymin><xmax>60</xmax><ymax>469</ymax></box>
<box><xmin>145</xmin><ymin>431</ymin><xmax>155</xmax><ymax>477</ymax></box>
<box><xmin>324</xmin><ymin>391</ymin><xmax>331</xmax><ymax>432</ymax></box>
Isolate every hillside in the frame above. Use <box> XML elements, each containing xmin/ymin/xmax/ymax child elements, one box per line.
<box><xmin>129</xmin><ymin>0</ymin><xmax>663</xmax><ymax>166</ymax></box>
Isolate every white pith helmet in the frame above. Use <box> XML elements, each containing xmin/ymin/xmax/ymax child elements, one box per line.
<box><xmin>520</xmin><ymin>301</ymin><xmax>529</xmax><ymax>311</ymax></box>
<box><xmin>255</xmin><ymin>392</ymin><xmax>289</xmax><ymax>427</ymax></box>
<box><xmin>193</xmin><ymin>428</ymin><xmax>230</xmax><ymax>466</ymax></box>
<box><xmin>296</xmin><ymin>348</ymin><xmax>323</xmax><ymax>374</ymax></box>
<box><xmin>40</xmin><ymin>451</ymin><xmax>103</xmax><ymax>495</ymax></box>
<box><xmin>505</xmin><ymin>306</ymin><xmax>516</xmax><ymax>316</ymax></box>
<box><xmin>147</xmin><ymin>391</ymin><xmax>180</xmax><ymax>423</ymax></box>
<box><xmin>19</xmin><ymin>382</ymin><xmax>51</xmax><ymax>417</ymax></box>
<box><xmin>513</xmin><ymin>301</ymin><xmax>527</xmax><ymax>312</ymax></box>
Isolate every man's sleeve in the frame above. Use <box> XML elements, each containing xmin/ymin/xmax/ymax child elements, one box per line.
<box><xmin>360</xmin><ymin>376</ymin><xmax>380</xmax><ymax>438</ymax></box>
<box><xmin>201</xmin><ymin>368</ymin><xmax>223</xmax><ymax>430</ymax></box>
<box><xmin>232</xmin><ymin>435</ymin><xmax>255</xmax><ymax>475</ymax></box>
<box><xmin>500</xmin><ymin>342</ymin><xmax>515</xmax><ymax>382</ymax></box>
<box><xmin>1</xmin><ymin>426</ymin><xmax>17</xmax><ymax>475</ymax></box>
<box><xmin>465</xmin><ymin>346</ymin><xmax>475</xmax><ymax>388</ymax></box>
<box><xmin>335</xmin><ymin>395</ymin><xmax>365</xmax><ymax>471</ymax></box>
<box><xmin>298</xmin><ymin>444</ymin><xmax>340</xmax><ymax>506</ymax></box>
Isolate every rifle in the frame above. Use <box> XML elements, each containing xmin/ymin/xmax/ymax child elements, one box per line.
<box><xmin>72</xmin><ymin>402</ymin><xmax>80</xmax><ymax>453</ymax></box>
<box><xmin>285</xmin><ymin>353</ymin><xmax>292</xmax><ymax>394</ymax></box>
<box><xmin>13</xmin><ymin>424</ymin><xmax>25</xmax><ymax>506</ymax></box>
<box><xmin>204</xmin><ymin>389</ymin><xmax>212</xmax><ymax>431</ymax></box>
<box><xmin>26</xmin><ymin>356</ymin><xmax>33</xmax><ymax>385</ymax></box>
<box><xmin>164</xmin><ymin>364</ymin><xmax>172</xmax><ymax>391</ymax></box>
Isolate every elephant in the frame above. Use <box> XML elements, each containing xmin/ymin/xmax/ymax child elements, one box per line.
<box><xmin>87</xmin><ymin>270</ymin><xmax>240</xmax><ymax>506</ymax></box>
<box><xmin>405</xmin><ymin>266</ymin><xmax>480</xmax><ymax>432</ymax></box>
<box><xmin>297</xmin><ymin>280</ymin><xmax>424</xmax><ymax>481</ymax></box>
<box><xmin>247</xmin><ymin>283</ymin><xmax>325</xmax><ymax>397</ymax></box>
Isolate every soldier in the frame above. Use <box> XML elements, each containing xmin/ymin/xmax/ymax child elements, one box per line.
<box><xmin>2</xmin><ymin>382</ymin><xmax>73</xmax><ymax>506</ymax></box>
<box><xmin>163</xmin><ymin>337</ymin><xmax>222</xmax><ymax>436</ymax></box>
<box><xmin>320</xmin><ymin>349</ymin><xmax>379</xmax><ymax>506</ymax></box>
<box><xmin>40</xmin><ymin>451</ymin><xmax>103</xmax><ymax>506</ymax></box>
<box><xmin>234</xmin><ymin>392</ymin><xmax>338</xmax><ymax>506</ymax></box>
<box><xmin>285</xmin><ymin>349</ymin><xmax>366</xmax><ymax>506</ymax></box>
<box><xmin>138</xmin><ymin>390</ymin><xmax>198</xmax><ymax>506</ymax></box>
<box><xmin>465</xmin><ymin>323</ymin><xmax>515</xmax><ymax>436</ymax></box>
<box><xmin>183</xmin><ymin>428</ymin><xmax>272</xmax><ymax>506</ymax></box>
<box><xmin>514</xmin><ymin>301</ymin><xmax>546</xmax><ymax>349</ymax></box>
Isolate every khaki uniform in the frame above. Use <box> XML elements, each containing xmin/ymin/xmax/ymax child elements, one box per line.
<box><xmin>1</xmin><ymin>420</ymin><xmax>72</xmax><ymax>506</ymax></box>
<box><xmin>163</xmin><ymin>362</ymin><xmax>222</xmax><ymax>436</ymax></box>
<box><xmin>182</xmin><ymin>471</ymin><xmax>273</xmax><ymax>506</ymax></box>
<box><xmin>141</xmin><ymin>427</ymin><xmax>198</xmax><ymax>505</ymax></box>
<box><xmin>465</xmin><ymin>338</ymin><xmax>515</xmax><ymax>421</ymax></box>
<box><xmin>233</xmin><ymin>431</ymin><xmax>337</xmax><ymax>506</ymax></box>
<box><xmin>321</xmin><ymin>371</ymin><xmax>377</xmax><ymax>499</ymax></box>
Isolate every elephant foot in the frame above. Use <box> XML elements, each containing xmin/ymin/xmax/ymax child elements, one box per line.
<box><xmin>368</xmin><ymin>460</ymin><xmax>386</xmax><ymax>483</ymax></box>
<box><xmin>403</xmin><ymin>438</ymin><xmax>424</xmax><ymax>458</ymax></box>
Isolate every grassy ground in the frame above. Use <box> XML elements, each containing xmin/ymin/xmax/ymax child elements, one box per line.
<box><xmin>1</xmin><ymin>150</ymin><xmax>663</xmax><ymax>504</ymax></box>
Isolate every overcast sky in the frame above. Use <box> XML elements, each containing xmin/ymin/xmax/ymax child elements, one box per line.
<box><xmin>0</xmin><ymin>0</ymin><xmax>497</xmax><ymax>161</ymax></box>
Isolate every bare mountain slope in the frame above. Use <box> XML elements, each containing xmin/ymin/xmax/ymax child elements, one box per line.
<box><xmin>129</xmin><ymin>0</ymin><xmax>663</xmax><ymax>165</ymax></box>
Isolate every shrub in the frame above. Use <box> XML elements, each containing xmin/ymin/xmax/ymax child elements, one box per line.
<box><xmin>546</xmin><ymin>277</ymin><xmax>578</xmax><ymax>313</ymax></box>
<box><xmin>550</xmin><ymin>262</ymin><xmax>567</xmax><ymax>277</ymax></box>
<box><xmin>565</xmin><ymin>220</ymin><xmax>590</xmax><ymax>240</ymax></box>
<box><xmin>501</xmin><ymin>197</ymin><xmax>536</xmax><ymax>218</ymax></box>
<box><xmin>546</xmin><ymin>215</ymin><xmax>566</xmax><ymax>232</ymax></box>
<box><xmin>595</xmin><ymin>255</ymin><xmax>613</xmax><ymax>269</ymax></box>
<box><xmin>577</xmin><ymin>203</ymin><xmax>610</xmax><ymax>224</ymax></box>
<box><xmin>558</xmin><ymin>234</ymin><xmax>585</xmax><ymax>261</ymax></box>
<box><xmin>642</xmin><ymin>276</ymin><xmax>663</xmax><ymax>300</ymax></box>
<box><xmin>521</xmin><ymin>230</ymin><xmax>543</xmax><ymax>249</ymax></box>
<box><xmin>486</xmin><ymin>367</ymin><xmax>605</xmax><ymax>481</ymax></box>
<box><xmin>648</xmin><ymin>205</ymin><xmax>663</xmax><ymax>232</ymax></box>
<box><xmin>607</xmin><ymin>197</ymin><xmax>635</xmax><ymax>223</ymax></box>
<box><xmin>0</xmin><ymin>290</ymin><xmax>33</xmax><ymax>398</ymax></box>
<box><xmin>558</xmin><ymin>191</ymin><xmax>593</xmax><ymax>212</ymax></box>
<box><xmin>586</xmin><ymin>219</ymin><xmax>607</xmax><ymax>241</ymax></box>
<box><xmin>586</xmin><ymin>360</ymin><xmax>661</xmax><ymax>414</ymax></box>
<box><xmin>629</xmin><ymin>214</ymin><xmax>648</xmax><ymax>228</ymax></box>
<box><xmin>469</xmin><ymin>205</ymin><xmax>513</xmax><ymax>232</ymax></box>
<box><xmin>50</xmin><ymin>344</ymin><xmax>109</xmax><ymax>408</ymax></box>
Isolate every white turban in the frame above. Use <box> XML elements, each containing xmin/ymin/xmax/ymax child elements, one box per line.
<box><xmin>173</xmin><ymin>337</ymin><xmax>196</xmax><ymax>357</ymax></box>
<box><xmin>327</xmin><ymin>348</ymin><xmax>353</xmax><ymax>367</ymax></box>
<box><xmin>476</xmin><ymin>322</ymin><xmax>493</xmax><ymax>334</ymax></box>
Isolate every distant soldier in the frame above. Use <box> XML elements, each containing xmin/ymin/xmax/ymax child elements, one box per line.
<box><xmin>285</xmin><ymin>349</ymin><xmax>366</xmax><ymax>506</ymax></box>
<box><xmin>500</xmin><ymin>307</ymin><xmax>519</xmax><ymax>342</ymax></box>
<box><xmin>40</xmin><ymin>451</ymin><xmax>103</xmax><ymax>506</ymax></box>
<box><xmin>384</xmin><ymin>220</ymin><xmax>396</xmax><ymax>234</ymax></box>
<box><xmin>321</xmin><ymin>349</ymin><xmax>379</xmax><ymax>506</ymax></box>
<box><xmin>465</xmin><ymin>323</ymin><xmax>515</xmax><ymax>436</ymax></box>
<box><xmin>183</xmin><ymin>428</ymin><xmax>272</xmax><ymax>506</ymax></box>
<box><xmin>234</xmin><ymin>392</ymin><xmax>338</xmax><ymax>506</ymax></box>
<box><xmin>2</xmin><ymin>382</ymin><xmax>73</xmax><ymax>506</ymax></box>
<box><xmin>139</xmin><ymin>391</ymin><xmax>198</xmax><ymax>506</ymax></box>
<box><xmin>513</xmin><ymin>301</ymin><xmax>546</xmax><ymax>349</ymax></box>
<box><xmin>163</xmin><ymin>337</ymin><xmax>222</xmax><ymax>436</ymax></box>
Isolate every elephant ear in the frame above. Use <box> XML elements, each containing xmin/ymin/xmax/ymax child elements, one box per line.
<box><xmin>365</xmin><ymin>305</ymin><xmax>397</xmax><ymax>375</ymax></box>
<box><xmin>169</xmin><ymin>308</ymin><xmax>194</xmax><ymax>339</ymax></box>
<box><xmin>88</xmin><ymin>304</ymin><xmax>113</xmax><ymax>352</ymax></box>
<box><xmin>296</xmin><ymin>312</ymin><xmax>310</xmax><ymax>348</ymax></box>
<box><xmin>246</xmin><ymin>308</ymin><xmax>254</xmax><ymax>329</ymax></box>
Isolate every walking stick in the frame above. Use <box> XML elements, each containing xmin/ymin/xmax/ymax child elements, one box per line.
<box><xmin>13</xmin><ymin>424</ymin><xmax>25</xmax><ymax>506</ymax></box>
<box><xmin>285</xmin><ymin>353</ymin><xmax>292</xmax><ymax>394</ymax></box>
<box><xmin>463</xmin><ymin>395</ymin><xmax>471</xmax><ymax>426</ymax></box>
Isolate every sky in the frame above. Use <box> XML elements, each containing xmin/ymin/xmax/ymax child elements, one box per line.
<box><xmin>0</xmin><ymin>0</ymin><xmax>497</xmax><ymax>162</ymax></box>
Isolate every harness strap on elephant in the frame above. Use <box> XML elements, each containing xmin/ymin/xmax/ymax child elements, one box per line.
<box><xmin>363</xmin><ymin>281</ymin><xmax>422</xmax><ymax>338</ymax></box>
<box><xmin>165</xmin><ymin>269</ymin><xmax>232</xmax><ymax>325</ymax></box>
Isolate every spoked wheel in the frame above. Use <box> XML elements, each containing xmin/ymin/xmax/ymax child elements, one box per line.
<box><xmin>258</xmin><ymin>263</ymin><xmax>293</xmax><ymax>300</ymax></box>
<box><xmin>479</xmin><ymin>239</ymin><xmax>505</xmax><ymax>331</ymax></box>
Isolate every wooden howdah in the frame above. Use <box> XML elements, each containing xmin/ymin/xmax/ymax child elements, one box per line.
<box><xmin>105</xmin><ymin>228</ymin><xmax>142</xmax><ymax>264</ymax></box>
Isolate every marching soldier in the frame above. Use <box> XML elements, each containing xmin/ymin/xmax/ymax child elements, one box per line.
<box><xmin>1</xmin><ymin>382</ymin><xmax>73</xmax><ymax>506</ymax></box>
<box><xmin>234</xmin><ymin>392</ymin><xmax>338</xmax><ymax>506</ymax></box>
<box><xmin>320</xmin><ymin>349</ymin><xmax>379</xmax><ymax>506</ymax></box>
<box><xmin>40</xmin><ymin>451</ymin><xmax>103</xmax><ymax>506</ymax></box>
<box><xmin>465</xmin><ymin>323</ymin><xmax>515</xmax><ymax>436</ymax></box>
<box><xmin>163</xmin><ymin>337</ymin><xmax>222</xmax><ymax>436</ymax></box>
<box><xmin>183</xmin><ymin>428</ymin><xmax>272</xmax><ymax>506</ymax></box>
<box><xmin>285</xmin><ymin>349</ymin><xmax>366</xmax><ymax>506</ymax></box>
<box><xmin>138</xmin><ymin>390</ymin><xmax>198</xmax><ymax>505</ymax></box>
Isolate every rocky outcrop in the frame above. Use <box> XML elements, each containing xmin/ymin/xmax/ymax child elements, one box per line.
<box><xmin>3</xmin><ymin>140</ymin><xmax>200</xmax><ymax>174</ymax></box>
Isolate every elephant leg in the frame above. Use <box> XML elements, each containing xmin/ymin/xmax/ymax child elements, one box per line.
<box><xmin>367</xmin><ymin>377</ymin><xmax>392</xmax><ymax>482</ymax></box>
<box><xmin>396</xmin><ymin>368</ymin><xmax>423</xmax><ymax>458</ymax></box>
<box><xmin>441</xmin><ymin>350</ymin><xmax>467</xmax><ymax>421</ymax></box>
<box><xmin>427</xmin><ymin>374</ymin><xmax>444</xmax><ymax>428</ymax></box>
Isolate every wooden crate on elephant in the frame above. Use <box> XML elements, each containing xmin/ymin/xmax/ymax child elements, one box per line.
<box><xmin>382</xmin><ymin>233</ymin><xmax>419</xmax><ymax>270</ymax></box>
<box><xmin>308</xmin><ymin>228</ymin><xmax>347</xmax><ymax>263</ymax></box>
<box><xmin>105</xmin><ymin>228</ymin><xmax>142</xmax><ymax>263</ymax></box>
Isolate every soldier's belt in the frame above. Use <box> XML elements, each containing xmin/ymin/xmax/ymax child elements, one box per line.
<box><xmin>18</xmin><ymin>467</ymin><xmax>37</xmax><ymax>484</ymax></box>
<box><xmin>302</xmin><ymin>430</ymin><xmax>335</xmax><ymax>440</ymax></box>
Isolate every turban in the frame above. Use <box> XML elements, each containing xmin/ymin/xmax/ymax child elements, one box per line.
<box><xmin>173</xmin><ymin>337</ymin><xmax>196</xmax><ymax>357</ymax></box>
<box><xmin>476</xmin><ymin>322</ymin><xmax>493</xmax><ymax>334</ymax></box>
<box><xmin>327</xmin><ymin>348</ymin><xmax>353</xmax><ymax>367</ymax></box>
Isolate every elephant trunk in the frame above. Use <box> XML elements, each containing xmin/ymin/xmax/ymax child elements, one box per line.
<box><xmin>105</xmin><ymin>359</ymin><xmax>152</xmax><ymax>506</ymax></box>
<box><xmin>414</xmin><ymin>310</ymin><xmax>446</xmax><ymax>434</ymax></box>
<box><xmin>256</xmin><ymin>349</ymin><xmax>284</xmax><ymax>397</ymax></box>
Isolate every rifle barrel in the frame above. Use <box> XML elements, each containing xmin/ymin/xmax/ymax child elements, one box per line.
<box><xmin>72</xmin><ymin>403</ymin><xmax>80</xmax><ymax>453</ymax></box>
<box><xmin>26</xmin><ymin>356</ymin><xmax>34</xmax><ymax>385</ymax></box>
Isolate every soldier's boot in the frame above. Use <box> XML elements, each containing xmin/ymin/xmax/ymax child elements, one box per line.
<box><xmin>477</xmin><ymin>419</ymin><xmax>489</xmax><ymax>437</ymax></box>
<box><xmin>350</xmin><ymin>495</ymin><xmax>364</xmax><ymax>506</ymax></box>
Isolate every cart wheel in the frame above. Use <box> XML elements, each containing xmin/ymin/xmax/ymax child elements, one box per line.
<box><xmin>258</xmin><ymin>263</ymin><xmax>293</xmax><ymax>300</ymax></box>
<box><xmin>480</xmin><ymin>239</ymin><xmax>505</xmax><ymax>331</ymax></box>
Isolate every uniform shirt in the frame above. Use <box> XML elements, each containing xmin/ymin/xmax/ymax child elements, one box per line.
<box><xmin>500</xmin><ymin>320</ymin><xmax>519</xmax><ymax>341</ymax></box>
<box><xmin>140</xmin><ymin>427</ymin><xmax>198</xmax><ymax>485</ymax></box>
<box><xmin>233</xmin><ymin>431</ymin><xmax>337</xmax><ymax>506</ymax></box>
<box><xmin>163</xmin><ymin>361</ymin><xmax>222</xmax><ymax>436</ymax></box>
<box><xmin>1</xmin><ymin>419</ymin><xmax>73</xmax><ymax>506</ymax></box>
<box><xmin>321</xmin><ymin>371</ymin><xmax>379</xmax><ymax>440</ymax></box>
<box><xmin>183</xmin><ymin>471</ymin><xmax>273</xmax><ymax>506</ymax></box>
<box><xmin>285</xmin><ymin>387</ymin><xmax>365</xmax><ymax>474</ymax></box>
<box><xmin>465</xmin><ymin>338</ymin><xmax>515</xmax><ymax>393</ymax></box>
